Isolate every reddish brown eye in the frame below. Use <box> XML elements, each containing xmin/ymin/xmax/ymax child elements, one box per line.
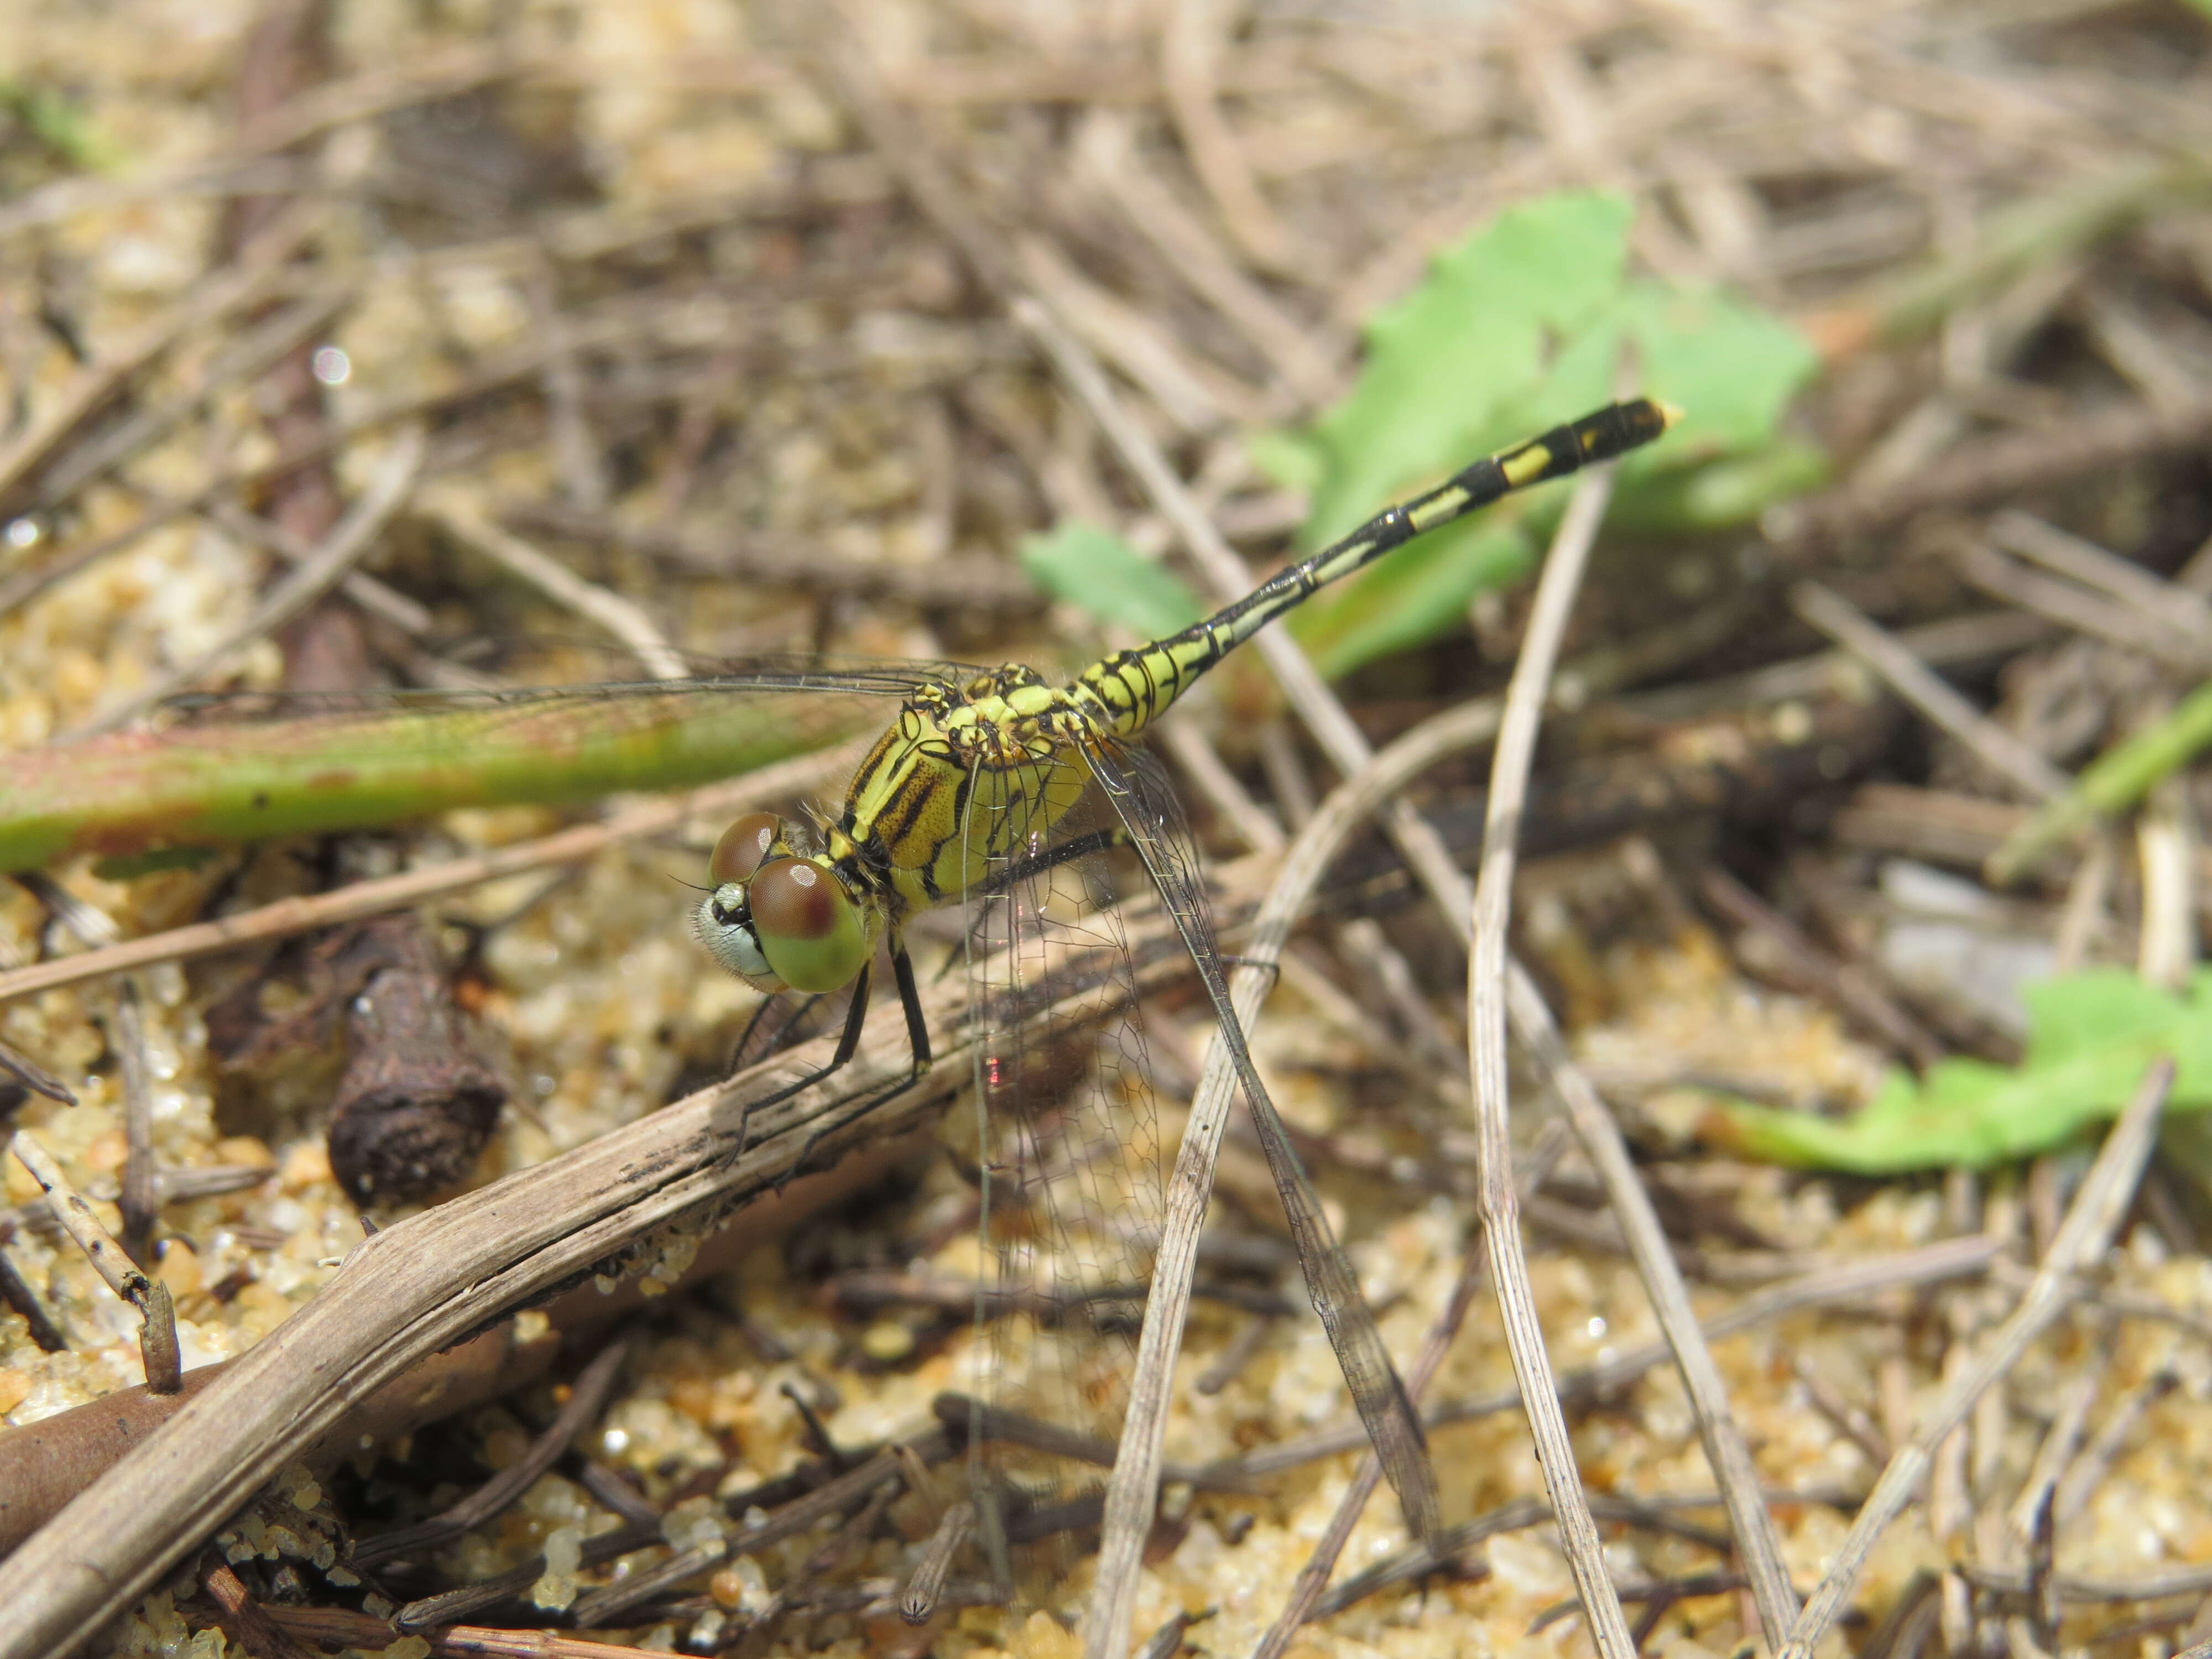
<box><xmin>749</xmin><ymin>857</ymin><xmax>866</xmax><ymax>994</ymax></box>
<box><xmin>748</xmin><ymin>858</ymin><xmax>833</xmax><ymax>940</ymax></box>
<box><xmin>708</xmin><ymin>812</ymin><xmax>785</xmax><ymax>885</ymax></box>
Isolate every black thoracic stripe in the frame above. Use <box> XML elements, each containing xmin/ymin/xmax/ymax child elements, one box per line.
<box><xmin>878</xmin><ymin>761</ymin><xmax>940</xmax><ymax>858</ymax></box>
<box><xmin>943</xmin><ymin>761</ymin><xmax>978</xmax><ymax>870</ymax></box>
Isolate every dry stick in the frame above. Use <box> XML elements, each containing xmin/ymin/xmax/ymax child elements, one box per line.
<box><xmin>15</xmin><ymin>877</ymin><xmax>164</xmax><ymax>1276</ymax></box>
<box><xmin>68</xmin><ymin>427</ymin><xmax>429</xmax><ymax>739</ymax></box>
<box><xmin>2052</xmin><ymin>1368</ymin><xmax>2178</xmax><ymax>1529</ymax></box>
<box><xmin>206</xmin><ymin>494</ymin><xmax>437</xmax><ymax>639</ymax></box>
<box><xmin>1790</xmin><ymin>580</ymin><xmax>2070</xmax><ymax>802</ymax></box>
<box><xmin>901</xmin><ymin>1498</ymin><xmax>975</xmax><ymax>1624</ymax></box>
<box><xmin>0</xmin><ymin>288</ymin><xmax>782</xmax><ymax>621</ymax></box>
<box><xmin>1160</xmin><ymin>0</ymin><xmax>1296</xmax><ymax>273</ymax></box>
<box><xmin>1501</xmin><ymin>963</ymin><xmax>1801</xmax><ymax>1639</ymax></box>
<box><xmin>1074</xmin><ymin>111</ymin><xmax>1347</xmax><ymax>408</ymax></box>
<box><xmin>0</xmin><ymin>1035</ymin><xmax>74</xmax><ymax>1104</ymax></box>
<box><xmin>0</xmin><ymin>741</ymin><xmax>864</xmax><ymax>1009</ymax></box>
<box><xmin>0</xmin><ymin>42</ymin><xmax>526</xmax><ymax>242</ymax></box>
<box><xmin>8</xmin><ymin>1133</ymin><xmax>178</xmax><ymax>1394</ymax></box>
<box><xmin>349</xmin><ymin>1337</ymin><xmax>632</xmax><ymax>1570</ymax></box>
<box><xmin>419</xmin><ymin>491</ymin><xmax>688</xmax><ymax>682</ymax></box>
<box><xmin>32</xmin><ymin>284</ymin><xmax>357</xmax><ymax>512</ymax></box>
<box><xmin>0</xmin><ymin>1240</ymin><xmax>69</xmax><ymax>1354</ymax></box>
<box><xmin>1954</xmin><ymin>541</ymin><xmax>2212</xmax><ymax>675</ymax></box>
<box><xmin>1775</xmin><ymin>1057</ymin><xmax>2177</xmax><ymax>1659</ymax></box>
<box><xmin>564</xmin><ymin>1432</ymin><xmax>956</xmax><ymax>1627</ymax></box>
<box><xmin>1460</xmin><ymin>465</ymin><xmax>1646</xmax><ymax>1659</ymax></box>
<box><xmin>112</xmin><ymin>978</ymin><xmax>159</xmax><ymax>1268</ymax></box>
<box><xmin>1989</xmin><ymin>509</ymin><xmax>2212</xmax><ymax>640</ymax></box>
<box><xmin>200</xmin><ymin>1556</ymin><xmax>317</xmax><ymax>1659</ymax></box>
<box><xmin>1697</xmin><ymin>862</ymin><xmax>1943</xmax><ymax>1070</ymax></box>
<box><xmin>2004</xmin><ymin>1358</ymin><xmax>2101</xmax><ymax>1553</ymax></box>
<box><xmin>264</xmin><ymin>1603</ymin><xmax>679</xmax><ymax>1659</ymax></box>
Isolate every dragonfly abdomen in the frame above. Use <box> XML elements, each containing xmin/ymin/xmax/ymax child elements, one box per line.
<box><xmin>1071</xmin><ymin>398</ymin><xmax>1673</xmax><ymax>743</ymax></box>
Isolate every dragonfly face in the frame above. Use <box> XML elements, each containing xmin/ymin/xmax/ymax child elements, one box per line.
<box><xmin>693</xmin><ymin>810</ymin><xmax>874</xmax><ymax>994</ymax></box>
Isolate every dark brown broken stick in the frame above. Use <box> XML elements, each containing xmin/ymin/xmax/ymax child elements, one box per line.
<box><xmin>211</xmin><ymin>916</ymin><xmax>509</xmax><ymax>1203</ymax></box>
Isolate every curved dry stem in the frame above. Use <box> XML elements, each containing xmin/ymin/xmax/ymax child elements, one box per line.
<box><xmin>1464</xmin><ymin>463</ymin><xmax>1639</xmax><ymax>1659</ymax></box>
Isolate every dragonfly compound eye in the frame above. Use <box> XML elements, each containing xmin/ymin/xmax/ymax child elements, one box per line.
<box><xmin>694</xmin><ymin>883</ymin><xmax>776</xmax><ymax>985</ymax></box>
<box><xmin>748</xmin><ymin>857</ymin><xmax>867</xmax><ymax>994</ymax></box>
<box><xmin>709</xmin><ymin>811</ymin><xmax>788</xmax><ymax>885</ymax></box>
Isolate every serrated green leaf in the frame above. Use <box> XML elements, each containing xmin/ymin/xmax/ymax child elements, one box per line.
<box><xmin>1303</xmin><ymin>191</ymin><xmax>1634</xmax><ymax>546</ymax></box>
<box><xmin>1020</xmin><ymin>521</ymin><xmax>1203</xmax><ymax>640</ymax></box>
<box><xmin>1275</xmin><ymin>191</ymin><xmax>1823</xmax><ymax>682</ymax></box>
<box><xmin>1705</xmin><ymin>968</ymin><xmax>2212</xmax><ymax>1172</ymax></box>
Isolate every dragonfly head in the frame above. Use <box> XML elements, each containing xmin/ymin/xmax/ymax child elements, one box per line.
<box><xmin>695</xmin><ymin>811</ymin><xmax>868</xmax><ymax>994</ymax></box>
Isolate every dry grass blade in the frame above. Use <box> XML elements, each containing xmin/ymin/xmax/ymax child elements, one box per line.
<box><xmin>419</xmin><ymin>492</ymin><xmax>688</xmax><ymax>682</ymax></box>
<box><xmin>1776</xmin><ymin>1057</ymin><xmax>2178</xmax><ymax>1659</ymax></box>
<box><xmin>1463</xmin><ymin>462</ymin><xmax>1637</xmax><ymax>1659</ymax></box>
<box><xmin>1791</xmin><ymin>580</ymin><xmax>2071</xmax><ymax>802</ymax></box>
<box><xmin>348</xmin><ymin>1337</ymin><xmax>631</xmax><ymax>1570</ymax></box>
<box><xmin>1501</xmin><ymin>962</ymin><xmax>1800</xmax><ymax>1637</ymax></box>
<box><xmin>8</xmin><ymin>1133</ymin><xmax>178</xmax><ymax>1395</ymax></box>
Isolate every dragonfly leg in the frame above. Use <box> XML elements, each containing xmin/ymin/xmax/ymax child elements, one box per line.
<box><xmin>782</xmin><ymin>936</ymin><xmax>933</xmax><ymax>1183</ymax></box>
<box><xmin>731</xmin><ymin>964</ymin><xmax>873</xmax><ymax>1166</ymax></box>
<box><xmin>726</xmin><ymin>989</ymin><xmax>825</xmax><ymax>1077</ymax></box>
<box><xmin>977</xmin><ymin>825</ymin><xmax>1129</xmax><ymax>898</ymax></box>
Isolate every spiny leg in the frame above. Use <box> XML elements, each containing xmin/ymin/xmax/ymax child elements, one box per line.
<box><xmin>784</xmin><ymin>935</ymin><xmax>935</xmax><ymax>1180</ymax></box>
<box><xmin>727</xmin><ymin>988</ymin><xmax>825</xmax><ymax>1077</ymax></box>
<box><xmin>979</xmin><ymin>826</ymin><xmax>1129</xmax><ymax>897</ymax></box>
<box><xmin>732</xmin><ymin>962</ymin><xmax>873</xmax><ymax>1165</ymax></box>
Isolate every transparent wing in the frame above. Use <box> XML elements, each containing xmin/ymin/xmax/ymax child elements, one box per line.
<box><xmin>0</xmin><ymin>653</ymin><xmax>970</xmax><ymax>873</ymax></box>
<box><xmin>1077</xmin><ymin>731</ymin><xmax>1442</xmax><ymax>1544</ymax></box>
<box><xmin>153</xmin><ymin>649</ymin><xmax>983</xmax><ymax>724</ymax></box>
<box><xmin>954</xmin><ymin>744</ymin><xmax>1171</xmax><ymax>1609</ymax></box>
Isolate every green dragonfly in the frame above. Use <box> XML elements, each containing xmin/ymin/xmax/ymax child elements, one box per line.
<box><xmin>0</xmin><ymin>397</ymin><xmax>1672</xmax><ymax>1598</ymax></box>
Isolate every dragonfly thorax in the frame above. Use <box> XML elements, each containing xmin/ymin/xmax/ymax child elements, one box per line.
<box><xmin>830</xmin><ymin>670</ymin><xmax>1100</xmax><ymax>921</ymax></box>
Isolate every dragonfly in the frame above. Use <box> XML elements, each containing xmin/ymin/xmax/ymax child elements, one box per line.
<box><xmin>0</xmin><ymin>397</ymin><xmax>1672</xmax><ymax>1605</ymax></box>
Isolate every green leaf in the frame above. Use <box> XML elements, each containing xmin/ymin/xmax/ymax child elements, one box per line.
<box><xmin>1242</xmin><ymin>427</ymin><xmax>1327</xmax><ymax>497</ymax></box>
<box><xmin>1302</xmin><ymin>191</ymin><xmax>1634</xmax><ymax>546</ymax></box>
<box><xmin>1275</xmin><ymin>192</ymin><xmax>1823</xmax><ymax>681</ymax></box>
<box><xmin>0</xmin><ymin>82</ymin><xmax>123</xmax><ymax>171</ymax></box>
<box><xmin>1020</xmin><ymin>521</ymin><xmax>1203</xmax><ymax>640</ymax></box>
<box><xmin>1705</xmin><ymin>968</ymin><xmax>2212</xmax><ymax>1172</ymax></box>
